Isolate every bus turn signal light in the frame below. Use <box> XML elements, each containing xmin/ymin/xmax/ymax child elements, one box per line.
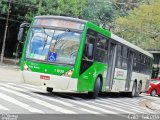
<box><xmin>63</xmin><ymin>70</ymin><xmax>73</xmax><ymax>77</ymax></box>
<box><xmin>24</xmin><ymin>64</ymin><xmax>30</xmax><ymax>71</ymax></box>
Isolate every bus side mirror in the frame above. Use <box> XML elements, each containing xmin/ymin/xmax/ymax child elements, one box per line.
<box><xmin>18</xmin><ymin>22</ymin><xmax>30</xmax><ymax>43</ymax></box>
<box><xmin>18</xmin><ymin>27</ymin><xmax>24</xmax><ymax>42</ymax></box>
<box><xmin>87</xmin><ymin>43</ymin><xmax>93</xmax><ymax>59</ymax></box>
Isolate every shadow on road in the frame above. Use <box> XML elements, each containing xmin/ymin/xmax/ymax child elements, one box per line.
<box><xmin>33</xmin><ymin>91</ymin><xmax>144</xmax><ymax>100</ymax></box>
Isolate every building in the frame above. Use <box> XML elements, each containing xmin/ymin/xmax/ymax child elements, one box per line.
<box><xmin>149</xmin><ymin>51</ymin><xmax>160</xmax><ymax>78</ymax></box>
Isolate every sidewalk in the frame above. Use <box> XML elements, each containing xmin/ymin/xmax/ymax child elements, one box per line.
<box><xmin>0</xmin><ymin>56</ymin><xmax>20</xmax><ymax>67</ymax></box>
<box><xmin>151</xmin><ymin>102</ymin><xmax>160</xmax><ymax>111</ymax></box>
<box><xmin>0</xmin><ymin>65</ymin><xmax>23</xmax><ymax>83</ymax></box>
<box><xmin>0</xmin><ymin>63</ymin><xmax>19</xmax><ymax>69</ymax></box>
<box><xmin>144</xmin><ymin>96</ymin><xmax>160</xmax><ymax>113</ymax></box>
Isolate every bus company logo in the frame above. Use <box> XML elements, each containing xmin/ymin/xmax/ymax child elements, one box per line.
<box><xmin>40</xmin><ymin>75</ymin><xmax>50</xmax><ymax>80</ymax></box>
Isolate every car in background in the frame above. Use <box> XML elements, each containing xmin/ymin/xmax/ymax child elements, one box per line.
<box><xmin>151</xmin><ymin>77</ymin><xmax>160</xmax><ymax>81</ymax></box>
<box><xmin>147</xmin><ymin>80</ymin><xmax>160</xmax><ymax>97</ymax></box>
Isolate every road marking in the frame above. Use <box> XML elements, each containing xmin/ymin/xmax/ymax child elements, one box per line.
<box><xmin>0</xmin><ymin>83</ymin><xmax>27</xmax><ymax>91</ymax></box>
<box><xmin>0</xmin><ymin>86</ymin><xmax>76</xmax><ymax>114</ymax></box>
<box><xmin>88</xmin><ymin>100</ymin><xmax>134</xmax><ymax>114</ymax></box>
<box><xmin>74</xmin><ymin>97</ymin><xmax>136</xmax><ymax>114</ymax></box>
<box><xmin>16</xmin><ymin>84</ymin><xmax>42</xmax><ymax>92</ymax></box>
<box><xmin>1</xmin><ymin>83</ymin><xmax>101</xmax><ymax>114</ymax></box>
<box><xmin>0</xmin><ymin>83</ymin><xmax>155</xmax><ymax>114</ymax></box>
<box><xmin>101</xmin><ymin>98</ymin><xmax>143</xmax><ymax>108</ymax></box>
<box><xmin>60</xmin><ymin>98</ymin><xmax>117</xmax><ymax>114</ymax></box>
<box><xmin>99</xmin><ymin>98</ymin><xmax>154</xmax><ymax>114</ymax></box>
<box><xmin>95</xmin><ymin>99</ymin><xmax>145</xmax><ymax>114</ymax></box>
<box><xmin>78</xmin><ymin>107</ymin><xmax>100</xmax><ymax>114</ymax></box>
<box><xmin>0</xmin><ymin>92</ymin><xmax>43</xmax><ymax>113</ymax></box>
<box><xmin>0</xmin><ymin>104</ymin><xmax>9</xmax><ymax>111</ymax></box>
<box><xmin>106</xmin><ymin>98</ymin><xmax>140</xmax><ymax>103</ymax></box>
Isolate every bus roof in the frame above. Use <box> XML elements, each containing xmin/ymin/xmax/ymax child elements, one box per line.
<box><xmin>111</xmin><ymin>33</ymin><xmax>153</xmax><ymax>58</ymax></box>
<box><xmin>35</xmin><ymin>16</ymin><xmax>87</xmax><ymax>24</ymax></box>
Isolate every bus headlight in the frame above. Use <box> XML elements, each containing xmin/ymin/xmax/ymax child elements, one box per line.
<box><xmin>24</xmin><ymin>63</ymin><xmax>30</xmax><ymax>71</ymax></box>
<box><xmin>62</xmin><ymin>70</ymin><xmax>73</xmax><ymax>77</ymax></box>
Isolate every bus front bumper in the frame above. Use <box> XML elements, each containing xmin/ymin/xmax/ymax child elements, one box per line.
<box><xmin>21</xmin><ymin>71</ymin><xmax>78</xmax><ymax>92</ymax></box>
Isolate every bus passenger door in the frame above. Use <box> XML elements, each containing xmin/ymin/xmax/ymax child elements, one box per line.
<box><xmin>125</xmin><ymin>51</ymin><xmax>134</xmax><ymax>91</ymax></box>
<box><xmin>106</xmin><ymin>42</ymin><xmax>117</xmax><ymax>91</ymax></box>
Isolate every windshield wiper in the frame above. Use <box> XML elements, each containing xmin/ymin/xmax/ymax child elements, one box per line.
<box><xmin>41</xmin><ymin>27</ymin><xmax>51</xmax><ymax>53</ymax></box>
<box><xmin>52</xmin><ymin>29</ymin><xmax>71</xmax><ymax>50</ymax></box>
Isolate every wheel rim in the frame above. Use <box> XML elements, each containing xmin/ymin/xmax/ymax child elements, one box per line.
<box><xmin>138</xmin><ymin>83</ymin><xmax>142</xmax><ymax>94</ymax></box>
<box><xmin>132</xmin><ymin>83</ymin><xmax>136</xmax><ymax>97</ymax></box>
<box><xmin>151</xmin><ymin>90</ymin><xmax>156</xmax><ymax>96</ymax></box>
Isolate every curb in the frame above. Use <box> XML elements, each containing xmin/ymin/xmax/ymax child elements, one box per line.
<box><xmin>145</xmin><ymin>100</ymin><xmax>157</xmax><ymax>111</ymax></box>
<box><xmin>145</xmin><ymin>100</ymin><xmax>160</xmax><ymax>113</ymax></box>
<box><xmin>0</xmin><ymin>64</ymin><xmax>19</xmax><ymax>70</ymax></box>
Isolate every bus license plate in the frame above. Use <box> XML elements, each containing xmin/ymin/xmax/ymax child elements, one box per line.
<box><xmin>40</xmin><ymin>75</ymin><xmax>50</xmax><ymax>80</ymax></box>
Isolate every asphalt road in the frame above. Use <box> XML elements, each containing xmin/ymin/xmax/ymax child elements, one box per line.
<box><xmin>0</xmin><ymin>82</ymin><xmax>158</xmax><ymax>115</ymax></box>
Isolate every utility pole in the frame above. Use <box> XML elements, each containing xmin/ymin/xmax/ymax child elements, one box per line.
<box><xmin>1</xmin><ymin>0</ymin><xmax>12</xmax><ymax>63</ymax></box>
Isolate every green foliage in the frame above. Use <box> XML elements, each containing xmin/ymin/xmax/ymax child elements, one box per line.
<box><xmin>114</xmin><ymin>0</ymin><xmax>160</xmax><ymax>50</ymax></box>
<box><xmin>0</xmin><ymin>0</ymin><xmax>158</xmax><ymax>51</ymax></box>
<box><xmin>24</xmin><ymin>0</ymin><xmax>86</xmax><ymax>21</ymax></box>
<box><xmin>82</xmin><ymin>0</ymin><xmax>118</xmax><ymax>27</ymax></box>
<box><xmin>0</xmin><ymin>0</ymin><xmax>86</xmax><ymax>22</ymax></box>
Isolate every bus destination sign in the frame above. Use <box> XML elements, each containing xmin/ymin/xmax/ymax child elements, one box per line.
<box><xmin>33</xmin><ymin>19</ymin><xmax>84</xmax><ymax>30</ymax></box>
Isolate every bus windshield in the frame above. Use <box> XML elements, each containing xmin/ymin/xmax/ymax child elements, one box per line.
<box><xmin>26</xmin><ymin>27</ymin><xmax>82</xmax><ymax>65</ymax></box>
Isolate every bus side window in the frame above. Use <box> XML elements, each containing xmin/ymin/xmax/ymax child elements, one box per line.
<box><xmin>83</xmin><ymin>31</ymin><xmax>95</xmax><ymax>60</ymax></box>
<box><xmin>116</xmin><ymin>45</ymin><xmax>122</xmax><ymax>68</ymax></box>
<box><xmin>95</xmin><ymin>35</ymin><xmax>108</xmax><ymax>63</ymax></box>
<box><xmin>122</xmin><ymin>47</ymin><xmax>128</xmax><ymax>69</ymax></box>
<box><xmin>80</xmin><ymin>29</ymin><xmax>96</xmax><ymax>74</ymax></box>
<box><xmin>86</xmin><ymin>36</ymin><xmax>94</xmax><ymax>60</ymax></box>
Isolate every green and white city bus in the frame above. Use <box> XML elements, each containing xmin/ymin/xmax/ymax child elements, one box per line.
<box><xmin>18</xmin><ymin>16</ymin><xmax>153</xmax><ymax>98</ymax></box>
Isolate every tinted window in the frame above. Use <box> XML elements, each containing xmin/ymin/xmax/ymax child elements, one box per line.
<box><xmin>95</xmin><ymin>35</ymin><xmax>108</xmax><ymax>63</ymax></box>
<box><xmin>116</xmin><ymin>45</ymin><xmax>128</xmax><ymax>69</ymax></box>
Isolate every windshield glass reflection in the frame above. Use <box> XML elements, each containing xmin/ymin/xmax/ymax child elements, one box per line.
<box><xmin>26</xmin><ymin>27</ymin><xmax>82</xmax><ymax>65</ymax></box>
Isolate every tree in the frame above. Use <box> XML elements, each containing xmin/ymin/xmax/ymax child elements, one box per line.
<box><xmin>82</xmin><ymin>0</ymin><xmax>118</xmax><ymax>29</ymax></box>
<box><xmin>0</xmin><ymin>0</ymin><xmax>86</xmax><ymax>57</ymax></box>
<box><xmin>114</xmin><ymin>0</ymin><xmax>160</xmax><ymax>50</ymax></box>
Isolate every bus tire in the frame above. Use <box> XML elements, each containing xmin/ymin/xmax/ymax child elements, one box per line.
<box><xmin>129</xmin><ymin>82</ymin><xmax>137</xmax><ymax>98</ymax></box>
<box><xmin>158</xmin><ymin>95</ymin><xmax>160</xmax><ymax>97</ymax></box>
<box><xmin>150</xmin><ymin>89</ymin><xmax>156</xmax><ymax>97</ymax></box>
<box><xmin>135</xmin><ymin>82</ymin><xmax>142</xmax><ymax>97</ymax></box>
<box><xmin>88</xmin><ymin>77</ymin><xmax>101</xmax><ymax>99</ymax></box>
<box><xmin>46</xmin><ymin>87</ymin><xmax>53</xmax><ymax>92</ymax></box>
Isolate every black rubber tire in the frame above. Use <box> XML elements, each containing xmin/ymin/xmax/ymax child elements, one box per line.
<box><xmin>129</xmin><ymin>82</ymin><xmax>137</xmax><ymax>98</ymax></box>
<box><xmin>46</xmin><ymin>87</ymin><xmax>53</xmax><ymax>92</ymax></box>
<box><xmin>88</xmin><ymin>77</ymin><xmax>101</xmax><ymax>99</ymax></box>
<box><xmin>150</xmin><ymin>89</ymin><xmax>157</xmax><ymax>97</ymax></box>
<box><xmin>158</xmin><ymin>95</ymin><xmax>160</xmax><ymax>97</ymax></box>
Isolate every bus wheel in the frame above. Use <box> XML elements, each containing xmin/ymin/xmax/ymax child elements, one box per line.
<box><xmin>150</xmin><ymin>89</ymin><xmax>156</xmax><ymax>97</ymax></box>
<box><xmin>129</xmin><ymin>82</ymin><xmax>137</xmax><ymax>98</ymax></box>
<box><xmin>158</xmin><ymin>95</ymin><xmax>160</xmax><ymax>97</ymax></box>
<box><xmin>88</xmin><ymin>77</ymin><xmax>101</xmax><ymax>99</ymax></box>
<box><xmin>135</xmin><ymin>83</ymin><xmax>142</xmax><ymax>97</ymax></box>
<box><xmin>46</xmin><ymin>87</ymin><xmax>53</xmax><ymax>92</ymax></box>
